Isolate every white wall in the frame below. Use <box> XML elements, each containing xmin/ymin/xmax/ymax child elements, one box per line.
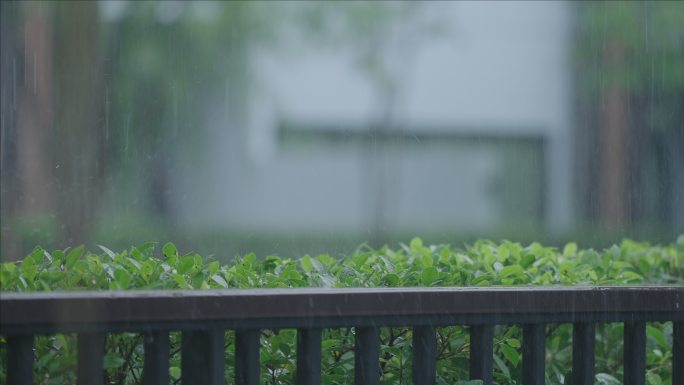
<box><xmin>179</xmin><ymin>1</ymin><xmax>574</xmax><ymax>235</ymax></box>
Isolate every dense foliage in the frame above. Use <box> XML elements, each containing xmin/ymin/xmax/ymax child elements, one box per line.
<box><xmin>1</xmin><ymin>237</ymin><xmax>683</xmax><ymax>385</ymax></box>
<box><xmin>575</xmin><ymin>1</ymin><xmax>684</xmax><ymax>228</ymax></box>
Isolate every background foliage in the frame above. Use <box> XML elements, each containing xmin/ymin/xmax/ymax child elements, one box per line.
<box><xmin>1</xmin><ymin>237</ymin><xmax>682</xmax><ymax>384</ymax></box>
<box><xmin>575</xmin><ymin>1</ymin><xmax>684</xmax><ymax>230</ymax></box>
<box><xmin>3</xmin><ymin>2</ymin><xmax>684</xmax><ymax>261</ymax></box>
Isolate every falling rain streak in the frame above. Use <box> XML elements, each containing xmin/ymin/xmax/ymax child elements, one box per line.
<box><xmin>0</xmin><ymin>0</ymin><xmax>681</xmax><ymax>266</ymax></box>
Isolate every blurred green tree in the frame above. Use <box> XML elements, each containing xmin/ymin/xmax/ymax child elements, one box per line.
<box><xmin>575</xmin><ymin>1</ymin><xmax>684</xmax><ymax>233</ymax></box>
<box><xmin>2</xmin><ymin>1</ymin><xmax>421</xmax><ymax>258</ymax></box>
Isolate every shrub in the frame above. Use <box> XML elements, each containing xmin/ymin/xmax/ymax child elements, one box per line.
<box><xmin>1</xmin><ymin>237</ymin><xmax>683</xmax><ymax>384</ymax></box>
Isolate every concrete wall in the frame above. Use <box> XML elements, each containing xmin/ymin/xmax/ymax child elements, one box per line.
<box><xmin>178</xmin><ymin>1</ymin><xmax>574</xmax><ymax>236</ymax></box>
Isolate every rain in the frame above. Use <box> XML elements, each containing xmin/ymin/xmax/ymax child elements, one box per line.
<box><xmin>0</xmin><ymin>2</ymin><xmax>682</xmax><ymax>384</ymax></box>
<box><xmin>2</xmin><ymin>1</ymin><xmax>682</xmax><ymax>259</ymax></box>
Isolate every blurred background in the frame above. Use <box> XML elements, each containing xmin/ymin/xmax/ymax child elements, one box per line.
<box><xmin>1</xmin><ymin>1</ymin><xmax>683</xmax><ymax>261</ymax></box>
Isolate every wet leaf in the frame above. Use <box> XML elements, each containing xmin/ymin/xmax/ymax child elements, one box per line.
<box><xmin>162</xmin><ymin>242</ymin><xmax>178</xmax><ymax>258</ymax></box>
<box><xmin>500</xmin><ymin>265</ymin><xmax>524</xmax><ymax>278</ymax></box>
<box><xmin>114</xmin><ymin>268</ymin><xmax>131</xmax><ymax>289</ymax></box>
<box><xmin>301</xmin><ymin>255</ymin><xmax>313</xmax><ymax>273</ymax></box>
<box><xmin>500</xmin><ymin>345</ymin><xmax>520</xmax><ymax>367</ymax></box>
<box><xmin>177</xmin><ymin>255</ymin><xmax>194</xmax><ymax>274</ymax></box>
<box><xmin>563</xmin><ymin>243</ymin><xmax>578</xmax><ymax>257</ymax></box>
<box><xmin>596</xmin><ymin>373</ymin><xmax>621</xmax><ymax>385</ymax></box>
<box><xmin>647</xmin><ymin>372</ymin><xmax>662</xmax><ymax>385</ymax></box>
<box><xmin>211</xmin><ymin>274</ymin><xmax>228</xmax><ymax>288</ymax></box>
<box><xmin>421</xmin><ymin>266</ymin><xmax>439</xmax><ymax>285</ymax></box>
<box><xmin>103</xmin><ymin>353</ymin><xmax>125</xmax><ymax>369</ymax></box>
<box><xmin>98</xmin><ymin>245</ymin><xmax>117</xmax><ymax>259</ymax></box>
<box><xmin>65</xmin><ymin>245</ymin><xmax>85</xmax><ymax>268</ymax></box>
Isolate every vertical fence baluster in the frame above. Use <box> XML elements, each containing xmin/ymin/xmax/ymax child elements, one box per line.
<box><xmin>674</xmin><ymin>322</ymin><xmax>683</xmax><ymax>385</ymax></box>
<box><xmin>77</xmin><ymin>332</ymin><xmax>105</xmax><ymax>385</ymax></box>
<box><xmin>354</xmin><ymin>327</ymin><xmax>379</xmax><ymax>385</ymax></box>
<box><xmin>182</xmin><ymin>329</ymin><xmax>224</xmax><ymax>385</ymax></box>
<box><xmin>235</xmin><ymin>329</ymin><xmax>260</xmax><ymax>385</ymax></box>
<box><xmin>7</xmin><ymin>334</ymin><xmax>33</xmax><ymax>385</ymax></box>
<box><xmin>572</xmin><ymin>323</ymin><xmax>595</xmax><ymax>385</ymax></box>
<box><xmin>412</xmin><ymin>326</ymin><xmax>436</xmax><ymax>385</ymax></box>
<box><xmin>297</xmin><ymin>328</ymin><xmax>322</xmax><ymax>385</ymax></box>
<box><xmin>624</xmin><ymin>322</ymin><xmax>645</xmax><ymax>385</ymax></box>
<box><xmin>143</xmin><ymin>331</ymin><xmax>170</xmax><ymax>385</ymax></box>
<box><xmin>523</xmin><ymin>324</ymin><xmax>545</xmax><ymax>385</ymax></box>
<box><xmin>470</xmin><ymin>325</ymin><xmax>493</xmax><ymax>385</ymax></box>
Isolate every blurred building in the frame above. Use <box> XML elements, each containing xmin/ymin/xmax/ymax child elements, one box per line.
<box><xmin>175</xmin><ymin>2</ymin><xmax>574</xmax><ymax>240</ymax></box>
<box><xmin>2</xmin><ymin>1</ymin><xmax>682</xmax><ymax>259</ymax></box>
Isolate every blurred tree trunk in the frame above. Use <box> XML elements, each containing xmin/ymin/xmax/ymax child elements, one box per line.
<box><xmin>1</xmin><ymin>2</ymin><xmax>54</xmax><ymax>259</ymax></box>
<box><xmin>16</xmin><ymin>3</ymin><xmax>54</xmax><ymax>217</ymax></box>
<box><xmin>599</xmin><ymin>40</ymin><xmax>629</xmax><ymax>227</ymax></box>
<box><xmin>52</xmin><ymin>2</ymin><xmax>104</xmax><ymax>245</ymax></box>
<box><xmin>0</xmin><ymin>1</ymin><xmax>22</xmax><ymax>259</ymax></box>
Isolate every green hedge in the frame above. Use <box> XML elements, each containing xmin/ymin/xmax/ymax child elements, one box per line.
<box><xmin>1</xmin><ymin>237</ymin><xmax>683</xmax><ymax>385</ymax></box>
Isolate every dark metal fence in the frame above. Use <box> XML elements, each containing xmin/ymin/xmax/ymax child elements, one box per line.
<box><xmin>1</xmin><ymin>286</ymin><xmax>683</xmax><ymax>385</ymax></box>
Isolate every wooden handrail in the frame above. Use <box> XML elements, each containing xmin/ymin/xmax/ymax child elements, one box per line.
<box><xmin>1</xmin><ymin>286</ymin><xmax>682</xmax><ymax>385</ymax></box>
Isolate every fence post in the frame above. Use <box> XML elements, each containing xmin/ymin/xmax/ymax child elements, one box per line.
<box><xmin>572</xmin><ymin>323</ymin><xmax>595</xmax><ymax>385</ymax></box>
<box><xmin>624</xmin><ymin>322</ymin><xmax>645</xmax><ymax>385</ymax></box>
<box><xmin>297</xmin><ymin>328</ymin><xmax>322</xmax><ymax>385</ymax></box>
<box><xmin>413</xmin><ymin>326</ymin><xmax>436</xmax><ymax>385</ymax></box>
<box><xmin>143</xmin><ymin>331</ymin><xmax>170</xmax><ymax>385</ymax></box>
<box><xmin>7</xmin><ymin>334</ymin><xmax>33</xmax><ymax>385</ymax></box>
<box><xmin>182</xmin><ymin>329</ymin><xmax>225</xmax><ymax>385</ymax></box>
<box><xmin>77</xmin><ymin>332</ymin><xmax>105</xmax><ymax>385</ymax></box>
<box><xmin>470</xmin><ymin>325</ymin><xmax>493</xmax><ymax>385</ymax></box>
<box><xmin>355</xmin><ymin>327</ymin><xmax>379</xmax><ymax>385</ymax></box>
<box><xmin>674</xmin><ymin>322</ymin><xmax>683</xmax><ymax>385</ymax></box>
<box><xmin>523</xmin><ymin>324</ymin><xmax>545</xmax><ymax>385</ymax></box>
<box><xmin>235</xmin><ymin>329</ymin><xmax>260</xmax><ymax>385</ymax></box>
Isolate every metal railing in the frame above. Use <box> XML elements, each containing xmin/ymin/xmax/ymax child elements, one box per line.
<box><xmin>1</xmin><ymin>286</ymin><xmax>683</xmax><ymax>385</ymax></box>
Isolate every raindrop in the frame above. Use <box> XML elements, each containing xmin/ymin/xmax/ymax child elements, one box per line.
<box><xmin>105</xmin><ymin>86</ymin><xmax>109</xmax><ymax>142</ymax></box>
<box><xmin>32</xmin><ymin>51</ymin><xmax>36</xmax><ymax>94</ymax></box>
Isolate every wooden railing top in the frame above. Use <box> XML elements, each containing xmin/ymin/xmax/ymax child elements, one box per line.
<box><xmin>1</xmin><ymin>286</ymin><xmax>682</xmax><ymax>334</ymax></box>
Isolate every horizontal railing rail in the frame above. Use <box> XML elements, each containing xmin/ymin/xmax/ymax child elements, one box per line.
<box><xmin>1</xmin><ymin>286</ymin><xmax>683</xmax><ymax>385</ymax></box>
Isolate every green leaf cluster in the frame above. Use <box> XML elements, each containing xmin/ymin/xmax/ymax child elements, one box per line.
<box><xmin>1</xmin><ymin>237</ymin><xmax>682</xmax><ymax>384</ymax></box>
<box><xmin>578</xmin><ymin>1</ymin><xmax>684</xmax><ymax>94</ymax></box>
